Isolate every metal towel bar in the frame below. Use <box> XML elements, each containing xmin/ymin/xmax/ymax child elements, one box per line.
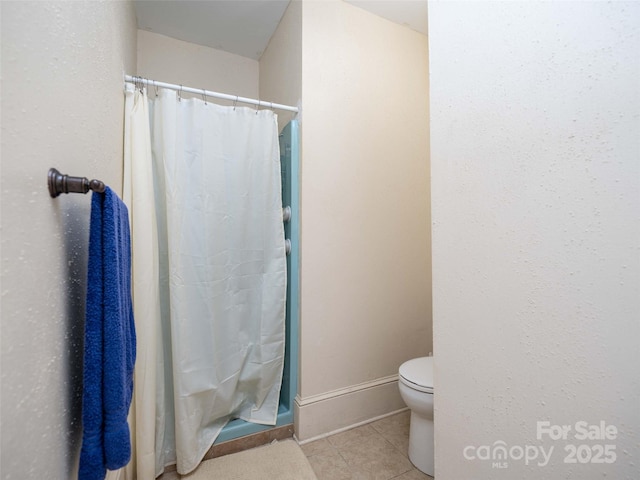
<box><xmin>48</xmin><ymin>168</ymin><xmax>106</xmax><ymax>198</ymax></box>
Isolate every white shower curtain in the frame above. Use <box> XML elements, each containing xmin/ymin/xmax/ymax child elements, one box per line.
<box><xmin>119</xmin><ymin>84</ymin><xmax>287</xmax><ymax>477</ymax></box>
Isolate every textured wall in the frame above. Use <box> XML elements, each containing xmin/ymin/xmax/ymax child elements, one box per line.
<box><xmin>430</xmin><ymin>2</ymin><xmax>640</xmax><ymax>478</ymax></box>
<box><xmin>0</xmin><ymin>1</ymin><xmax>137</xmax><ymax>477</ymax></box>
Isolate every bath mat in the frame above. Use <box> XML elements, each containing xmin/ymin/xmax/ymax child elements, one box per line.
<box><xmin>182</xmin><ymin>439</ymin><xmax>318</xmax><ymax>480</ymax></box>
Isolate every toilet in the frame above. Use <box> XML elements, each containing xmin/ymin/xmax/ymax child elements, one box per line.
<box><xmin>398</xmin><ymin>356</ymin><xmax>434</xmax><ymax>476</ymax></box>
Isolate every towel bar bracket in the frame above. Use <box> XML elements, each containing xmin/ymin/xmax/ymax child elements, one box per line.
<box><xmin>48</xmin><ymin>168</ymin><xmax>106</xmax><ymax>198</ymax></box>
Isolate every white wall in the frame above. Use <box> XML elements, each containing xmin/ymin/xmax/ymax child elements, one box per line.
<box><xmin>430</xmin><ymin>2</ymin><xmax>640</xmax><ymax>478</ymax></box>
<box><xmin>0</xmin><ymin>1</ymin><xmax>137</xmax><ymax>477</ymax></box>
<box><xmin>296</xmin><ymin>0</ymin><xmax>431</xmax><ymax>440</ymax></box>
<box><xmin>259</xmin><ymin>0</ymin><xmax>302</xmax><ymax>131</ymax></box>
<box><xmin>137</xmin><ymin>29</ymin><xmax>259</xmax><ymax>106</ymax></box>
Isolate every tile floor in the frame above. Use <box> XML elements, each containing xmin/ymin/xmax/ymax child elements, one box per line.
<box><xmin>301</xmin><ymin>410</ymin><xmax>433</xmax><ymax>480</ymax></box>
<box><xmin>159</xmin><ymin>410</ymin><xmax>432</xmax><ymax>480</ymax></box>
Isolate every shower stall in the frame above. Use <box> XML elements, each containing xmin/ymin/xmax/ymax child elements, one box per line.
<box><xmin>215</xmin><ymin>119</ymin><xmax>300</xmax><ymax>444</ymax></box>
<box><xmin>124</xmin><ymin>79</ymin><xmax>301</xmax><ymax>475</ymax></box>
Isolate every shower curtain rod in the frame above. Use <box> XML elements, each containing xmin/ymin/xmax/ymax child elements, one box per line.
<box><xmin>124</xmin><ymin>75</ymin><xmax>299</xmax><ymax>113</ymax></box>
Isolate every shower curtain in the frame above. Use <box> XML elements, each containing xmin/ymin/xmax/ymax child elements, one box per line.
<box><xmin>118</xmin><ymin>84</ymin><xmax>287</xmax><ymax>477</ymax></box>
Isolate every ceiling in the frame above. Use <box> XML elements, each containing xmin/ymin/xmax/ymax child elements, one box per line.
<box><xmin>133</xmin><ymin>0</ymin><xmax>428</xmax><ymax>61</ymax></box>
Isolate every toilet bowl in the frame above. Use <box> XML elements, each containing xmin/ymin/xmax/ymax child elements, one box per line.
<box><xmin>398</xmin><ymin>356</ymin><xmax>434</xmax><ymax>476</ymax></box>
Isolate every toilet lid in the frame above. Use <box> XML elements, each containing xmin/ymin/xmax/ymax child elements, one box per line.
<box><xmin>399</xmin><ymin>357</ymin><xmax>433</xmax><ymax>393</ymax></box>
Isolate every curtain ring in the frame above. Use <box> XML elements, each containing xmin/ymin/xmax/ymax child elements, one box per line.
<box><xmin>255</xmin><ymin>99</ymin><xmax>260</xmax><ymax>115</ymax></box>
<box><xmin>153</xmin><ymin>80</ymin><xmax>159</xmax><ymax>97</ymax></box>
<box><xmin>178</xmin><ymin>85</ymin><xmax>183</xmax><ymax>102</ymax></box>
<box><xmin>202</xmin><ymin>89</ymin><xmax>207</xmax><ymax>105</ymax></box>
<box><xmin>233</xmin><ymin>96</ymin><xmax>238</xmax><ymax>111</ymax></box>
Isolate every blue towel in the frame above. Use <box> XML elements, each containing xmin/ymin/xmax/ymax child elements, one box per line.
<box><xmin>79</xmin><ymin>187</ymin><xmax>136</xmax><ymax>480</ymax></box>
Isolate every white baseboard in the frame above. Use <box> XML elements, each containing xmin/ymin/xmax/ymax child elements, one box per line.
<box><xmin>294</xmin><ymin>375</ymin><xmax>407</xmax><ymax>441</ymax></box>
<box><xmin>296</xmin><ymin>407</ymin><xmax>409</xmax><ymax>445</ymax></box>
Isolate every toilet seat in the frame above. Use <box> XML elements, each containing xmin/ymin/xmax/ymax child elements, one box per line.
<box><xmin>399</xmin><ymin>357</ymin><xmax>433</xmax><ymax>393</ymax></box>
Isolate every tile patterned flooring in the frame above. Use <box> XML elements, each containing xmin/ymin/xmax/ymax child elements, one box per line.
<box><xmin>159</xmin><ymin>410</ymin><xmax>432</xmax><ymax>480</ymax></box>
<box><xmin>301</xmin><ymin>410</ymin><xmax>433</xmax><ymax>480</ymax></box>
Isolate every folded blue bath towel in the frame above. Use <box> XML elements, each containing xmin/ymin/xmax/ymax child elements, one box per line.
<box><xmin>79</xmin><ymin>187</ymin><xmax>136</xmax><ymax>480</ymax></box>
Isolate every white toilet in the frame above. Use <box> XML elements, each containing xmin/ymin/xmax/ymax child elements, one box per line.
<box><xmin>398</xmin><ymin>356</ymin><xmax>434</xmax><ymax>476</ymax></box>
